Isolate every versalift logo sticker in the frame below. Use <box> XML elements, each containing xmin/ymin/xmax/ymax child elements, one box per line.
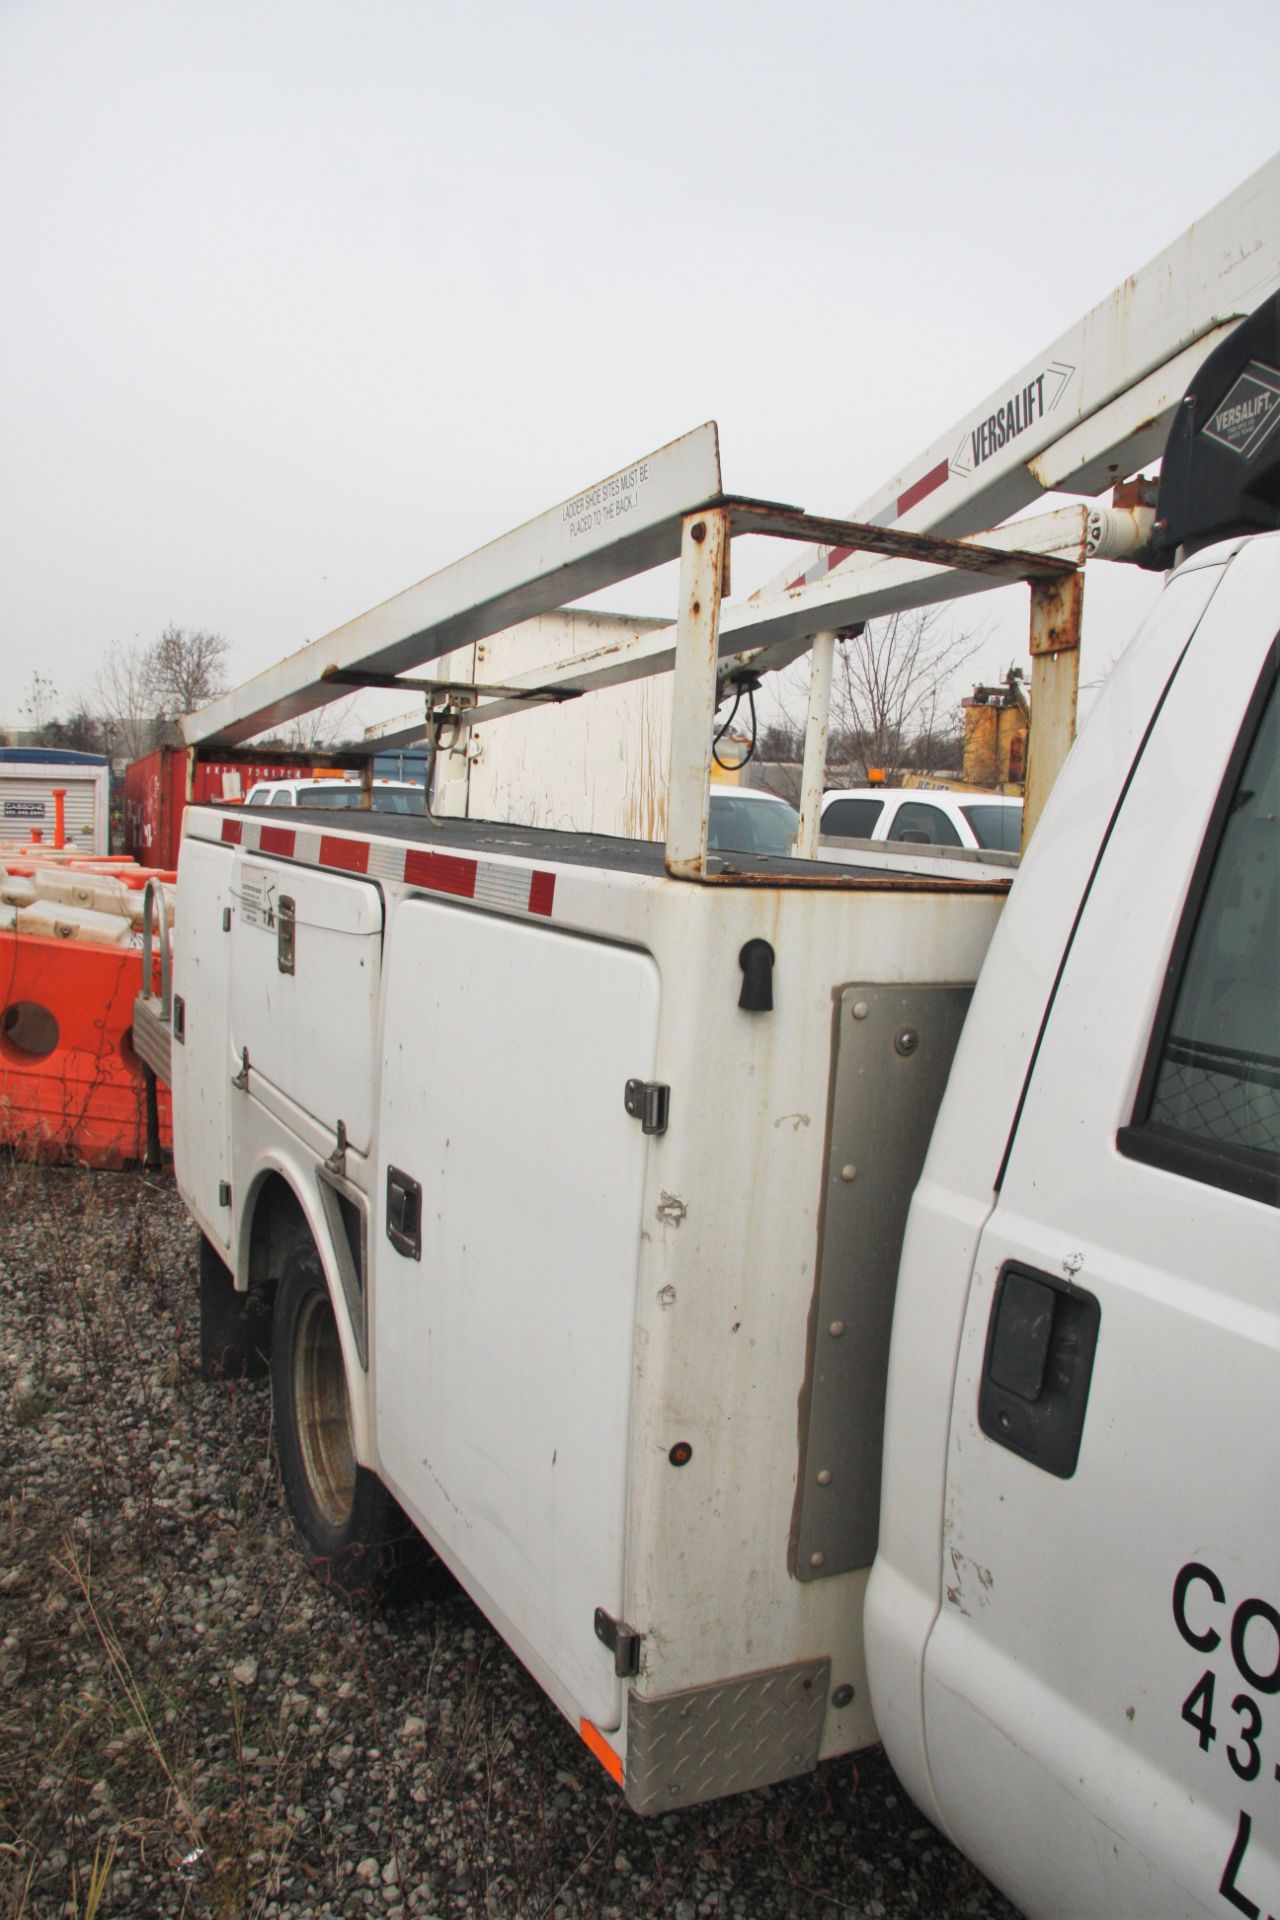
<box><xmin>1202</xmin><ymin>360</ymin><xmax>1280</xmax><ymax>460</ymax></box>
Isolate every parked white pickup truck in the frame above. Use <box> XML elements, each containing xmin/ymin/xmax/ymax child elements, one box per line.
<box><xmin>136</xmin><ymin>240</ymin><xmax>1278</xmax><ymax>1919</ymax></box>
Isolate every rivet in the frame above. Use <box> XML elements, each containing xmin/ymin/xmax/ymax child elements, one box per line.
<box><xmin>809</xmin><ymin>1550</ymin><xmax>825</xmax><ymax>1569</ymax></box>
<box><xmin>831</xmin><ymin>1683</ymin><xmax>855</xmax><ymax>1709</ymax></box>
<box><xmin>828</xmin><ymin>1320</ymin><xmax>845</xmax><ymax>1338</ymax></box>
<box><xmin>851</xmin><ymin>1001</ymin><xmax>869</xmax><ymax>1020</ymax></box>
<box><xmin>816</xmin><ymin>1469</ymin><xmax>832</xmax><ymax>1486</ymax></box>
<box><xmin>840</xmin><ymin>1164</ymin><xmax>857</xmax><ymax>1182</ymax></box>
<box><xmin>894</xmin><ymin>1027</ymin><xmax>919</xmax><ymax>1056</ymax></box>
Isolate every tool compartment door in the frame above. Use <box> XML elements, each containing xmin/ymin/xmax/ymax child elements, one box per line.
<box><xmin>922</xmin><ymin>563</ymin><xmax>1279</xmax><ymax>1919</ymax></box>
<box><xmin>375</xmin><ymin>898</ymin><xmax>660</xmax><ymax>1730</ymax></box>
<box><xmin>229</xmin><ymin>856</ymin><xmax>382</xmax><ymax>1152</ymax></box>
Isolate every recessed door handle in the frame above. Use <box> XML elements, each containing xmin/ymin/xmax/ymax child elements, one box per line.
<box><xmin>978</xmin><ymin>1263</ymin><xmax>1100</xmax><ymax>1479</ymax></box>
<box><xmin>385</xmin><ymin>1166</ymin><xmax>422</xmax><ymax>1260</ymax></box>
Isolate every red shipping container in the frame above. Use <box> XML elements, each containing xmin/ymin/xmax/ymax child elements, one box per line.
<box><xmin>123</xmin><ymin>749</ymin><xmax>299</xmax><ymax>868</ymax></box>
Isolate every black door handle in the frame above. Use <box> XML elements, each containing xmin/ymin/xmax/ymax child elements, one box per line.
<box><xmin>386</xmin><ymin>1166</ymin><xmax>422</xmax><ymax>1260</ymax></box>
<box><xmin>978</xmin><ymin>1263</ymin><xmax>1100</xmax><ymax>1478</ymax></box>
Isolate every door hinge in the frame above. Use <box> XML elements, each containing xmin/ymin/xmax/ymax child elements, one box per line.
<box><xmin>594</xmin><ymin>1607</ymin><xmax>642</xmax><ymax>1678</ymax></box>
<box><xmin>624</xmin><ymin>1079</ymin><xmax>669</xmax><ymax>1136</ymax></box>
<box><xmin>324</xmin><ymin>1120</ymin><xmax>349</xmax><ymax>1177</ymax></box>
<box><xmin>232</xmin><ymin>1047</ymin><xmax>250</xmax><ymax>1091</ymax></box>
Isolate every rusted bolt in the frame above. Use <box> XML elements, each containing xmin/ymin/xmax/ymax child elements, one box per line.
<box><xmin>831</xmin><ymin>1684</ymin><xmax>855</xmax><ymax>1709</ymax></box>
<box><xmin>894</xmin><ymin>1028</ymin><xmax>919</xmax><ymax>1056</ymax></box>
<box><xmin>691</xmin><ymin>600</ymin><xmax>701</xmax><ymax>616</ymax></box>
<box><xmin>691</xmin><ymin>521</ymin><xmax>707</xmax><ymax>543</ymax></box>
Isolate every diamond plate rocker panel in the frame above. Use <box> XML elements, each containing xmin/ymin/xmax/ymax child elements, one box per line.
<box><xmin>624</xmin><ymin>1658</ymin><xmax>830</xmax><ymax>1814</ymax></box>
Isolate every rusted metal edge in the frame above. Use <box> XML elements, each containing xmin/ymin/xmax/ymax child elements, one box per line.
<box><xmin>661</xmin><ymin>864</ymin><xmax>1011</xmax><ymax>893</ymax></box>
<box><xmin>189</xmin><ymin>743</ymin><xmax>374</xmax><ymax>773</ymax></box>
<box><xmin>321</xmin><ymin>664</ymin><xmax>585</xmax><ymax>704</ymax></box>
<box><xmin>724</xmin><ymin>500</ymin><xmax>1077</xmax><ymax>582</ymax></box>
<box><xmin>1029</xmin><ymin>572</ymin><xmax>1086</xmax><ymax>656</ymax></box>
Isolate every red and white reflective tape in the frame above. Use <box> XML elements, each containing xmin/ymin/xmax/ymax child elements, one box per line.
<box><xmin>215</xmin><ymin>815</ymin><xmax>556</xmax><ymax>918</ymax></box>
<box><xmin>785</xmin><ymin>459</ymin><xmax>950</xmax><ymax>590</ymax></box>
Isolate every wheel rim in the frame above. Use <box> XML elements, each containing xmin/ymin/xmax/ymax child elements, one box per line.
<box><xmin>292</xmin><ymin>1288</ymin><xmax>356</xmax><ymax>1531</ymax></box>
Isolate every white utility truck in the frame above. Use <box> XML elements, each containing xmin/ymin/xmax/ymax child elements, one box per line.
<box><xmin>135</xmin><ymin>161</ymin><xmax>1279</xmax><ymax>1920</ymax></box>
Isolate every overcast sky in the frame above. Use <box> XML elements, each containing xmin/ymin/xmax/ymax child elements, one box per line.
<box><xmin>2</xmin><ymin>0</ymin><xmax>1278</xmax><ymax>737</ymax></box>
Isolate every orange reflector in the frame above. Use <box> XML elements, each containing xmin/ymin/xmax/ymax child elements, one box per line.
<box><xmin>579</xmin><ymin>1717</ymin><xmax>623</xmax><ymax>1787</ymax></box>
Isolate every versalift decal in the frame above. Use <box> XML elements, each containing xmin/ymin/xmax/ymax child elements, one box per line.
<box><xmin>1202</xmin><ymin>361</ymin><xmax>1280</xmax><ymax>461</ymax></box>
<box><xmin>952</xmin><ymin>361</ymin><xmax>1076</xmax><ymax>479</ymax></box>
<box><xmin>787</xmin><ymin>360</ymin><xmax>1077</xmax><ymax>589</ymax></box>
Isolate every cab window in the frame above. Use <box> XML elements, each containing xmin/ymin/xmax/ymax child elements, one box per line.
<box><xmin>1119</xmin><ymin>651</ymin><xmax>1279</xmax><ymax>1206</ymax></box>
<box><xmin>888</xmin><ymin>801</ymin><xmax>963</xmax><ymax>847</ymax></box>
<box><xmin>961</xmin><ymin>802</ymin><xmax>1023</xmax><ymax>852</ymax></box>
<box><xmin>822</xmin><ymin>797</ymin><xmax>884</xmax><ymax>839</ymax></box>
<box><xmin>708</xmin><ymin>796</ymin><xmax>798</xmax><ymax>855</ymax></box>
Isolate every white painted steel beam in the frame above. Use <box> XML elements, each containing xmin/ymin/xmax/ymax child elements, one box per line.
<box><xmin>758</xmin><ymin>154</ymin><xmax>1280</xmax><ymax>591</ymax></box>
<box><xmin>797</xmin><ymin>632</ymin><xmax>835</xmax><ymax>859</ymax></box>
<box><xmin>183</xmin><ymin>425</ymin><xmax>723</xmax><ymax>749</ymax></box>
<box><xmin>665</xmin><ymin>511</ymin><xmax>730</xmax><ymax>880</ymax></box>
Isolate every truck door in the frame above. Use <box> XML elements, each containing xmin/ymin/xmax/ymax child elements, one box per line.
<box><xmin>374</xmin><ymin>897</ymin><xmax>660</xmax><ymax>1733</ymax></box>
<box><xmin>925</xmin><ymin>582</ymin><xmax>1279</xmax><ymax>1917</ymax></box>
<box><xmin>171</xmin><ymin>837</ymin><xmax>236</xmax><ymax>1248</ymax></box>
<box><xmin>228</xmin><ymin>854</ymin><xmax>382</xmax><ymax>1155</ymax></box>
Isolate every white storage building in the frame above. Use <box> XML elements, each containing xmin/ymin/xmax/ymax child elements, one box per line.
<box><xmin>0</xmin><ymin>749</ymin><xmax>110</xmax><ymax>854</ymax></box>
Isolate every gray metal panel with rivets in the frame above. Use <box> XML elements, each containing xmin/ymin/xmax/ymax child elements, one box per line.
<box><xmin>624</xmin><ymin>1659</ymin><xmax>830</xmax><ymax>1814</ymax></box>
<box><xmin>795</xmin><ymin>984</ymin><xmax>974</xmax><ymax>1580</ymax></box>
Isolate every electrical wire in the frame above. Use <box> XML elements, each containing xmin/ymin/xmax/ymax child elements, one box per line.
<box><xmin>712</xmin><ymin>677</ymin><xmax>759</xmax><ymax>771</ymax></box>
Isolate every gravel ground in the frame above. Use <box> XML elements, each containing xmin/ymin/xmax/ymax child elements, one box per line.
<box><xmin>0</xmin><ymin>1161</ymin><xmax>1022</xmax><ymax>1920</ymax></box>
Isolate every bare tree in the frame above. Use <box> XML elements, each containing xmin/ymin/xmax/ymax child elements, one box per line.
<box><xmin>827</xmin><ymin>607</ymin><xmax>984</xmax><ymax>782</ymax></box>
<box><xmin>151</xmin><ymin>625</ymin><xmax>231</xmax><ymax>720</ymax></box>
<box><xmin>88</xmin><ymin>639</ymin><xmax>161</xmax><ymax>762</ymax></box>
<box><xmin>20</xmin><ymin>671</ymin><xmax>59</xmax><ymax>740</ymax></box>
<box><xmin>42</xmin><ymin>708</ymin><xmax>106</xmax><ymax>754</ymax></box>
<box><xmin>251</xmin><ymin>693</ymin><xmax>360</xmax><ymax>754</ymax></box>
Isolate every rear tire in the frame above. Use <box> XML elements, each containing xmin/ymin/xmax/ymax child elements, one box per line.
<box><xmin>271</xmin><ymin>1237</ymin><xmax>433</xmax><ymax>1605</ymax></box>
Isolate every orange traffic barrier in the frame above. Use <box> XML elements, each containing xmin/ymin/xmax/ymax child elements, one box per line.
<box><xmin>1</xmin><ymin>850</ymin><xmax>173</xmax><ymax>1167</ymax></box>
<box><xmin>0</xmin><ymin>930</ymin><xmax>172</xmax><ymax>1168</ymax></box>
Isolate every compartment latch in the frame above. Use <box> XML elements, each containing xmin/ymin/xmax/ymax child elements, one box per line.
<box><xmin>594</xmin><ymin>1607</ymin><xmax>642</xmax><ymax>1678</ymax></box>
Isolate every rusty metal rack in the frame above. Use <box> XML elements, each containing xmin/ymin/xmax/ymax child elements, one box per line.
<box><xmin>184</xmin><ymin>422</ymin><xmax>1092</xmax><ymax>876</ymax></box>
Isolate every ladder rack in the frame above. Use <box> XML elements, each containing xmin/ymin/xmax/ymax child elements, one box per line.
<box><xmin>185</xmin><ymin>418</ymin><xmax>1089</xmax><ymax>874</ymax></box>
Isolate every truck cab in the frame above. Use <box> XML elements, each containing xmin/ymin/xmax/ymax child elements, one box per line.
<box><xmin>869</xmin><ymin>525</ymin><xmax>1279</xmax><ymax>1918</ymax></box>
